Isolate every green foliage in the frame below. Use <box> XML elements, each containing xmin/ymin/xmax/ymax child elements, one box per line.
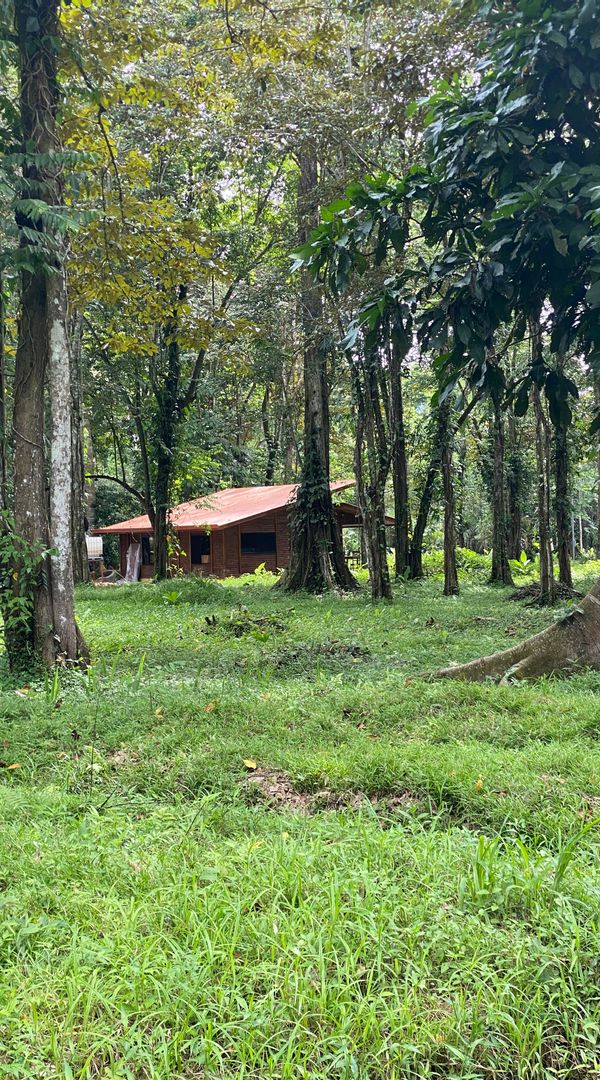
<box><xmin>421</xmin><ymin>546</ymin><xmax>491</xmax><ymax>579</ymax></box>
<box><xmin>509</xmin><ymin>551</ymin><xmax>535</xmax><ymax>578</ymax></box>
<box><xmin>2</xmin><ymin>574</ymin><xmax>600</xmax><ymax>1074</ymax></box>
<box><xmin>0</xmin><ymin>515</ymin><xmax>55</xmax><ymax>667</ymax></box>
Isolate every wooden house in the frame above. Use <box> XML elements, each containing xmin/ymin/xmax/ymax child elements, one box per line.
<box><xmin>96</xmin><ymin>481</ymin><xmax>389</xmax><ymax>580</ymax></box>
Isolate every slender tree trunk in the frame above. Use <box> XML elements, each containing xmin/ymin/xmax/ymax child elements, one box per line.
<box><xmin>84</xmin><ymin>418</ymin><xmax>96</xmax><ymax>533</ymax></box>
<box><xmin>152</xmin><ymin>286</ymin><xmax>187</xmax><ymax>580</ymax></box>
<box><xmin>0</xmin><ymin>271</ymin><xmax>8</xmax><ymax>511</ymax></box>
<box><xmin>489</xmin><ymin>390</ymin><xmax>513</xmax><ymax>585</ymax></box>
<box><xmin>389</xmin><ymin>341</ymin><xmax>409</xmax><ymax>577</ymax></box>
<box><xmin>70</xmin><ymin>313</ymin><xmax>89</xmax><ymax>584</ymax></box>
<box><xmin>454</xmin><ymin>433</ymin><xmax>467</xmax><ymax>548</ymax></box>
<box><xmin>283</xmin><ymin>149</ymin><xmax>355</xmax><ymax>592</ymax></box>
<box><xmin>409</xmin><ymin>412</ymin><xmax>442</xmax><ymax>579</ymax></box>
<box><xmin>440</xmin><ymin>401</ymin><xmax>459</xmax><ymax>596</ymax></box>
<box><xmin>554</xmin><ymin>420</ymin><xmax>573</xmax><ymax>589</ymax></box>
<box><xmin>506</xmin><ymin>411</ymin><xmax>522</xmax><ymax>560</ymax></box>
<box><xmin>47</xmin><ymin>266</ymin><xmax>78</xmax><ymax>659</ymax></box>
<box><xmin>533</xmin><ymin>385</ymin><xmax>555</xmax><ymax>603</ymax></box>
<box><xmin>353</xmin><ymin>362</ymin><xmax>392</xmax><ymax>600</ymax></box>
<box><xmin>262</xmin><ymin>386</ymin><xmax>278</xmax><ymax>484</ymax></box>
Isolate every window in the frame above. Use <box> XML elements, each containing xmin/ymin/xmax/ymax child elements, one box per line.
<box><xmin>190</xmin><ymin>532</ymin><xmax>211</xmax><ymax>563</ymax></box>
<box><xmin>240</xmin><ymin>531</ymin><xmax>276</xmax><ymax>555</ymax></box>
<box><xmin>141</xmin><ymin>536</ymin><xmax>154</xmax><ymax>565</ymax></box>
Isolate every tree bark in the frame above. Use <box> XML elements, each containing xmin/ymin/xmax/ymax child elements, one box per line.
<box><xmin>506</xmin><ymin>410</ymin><xmax>523</xmax><ymax>560</ymax></box>
<box><xmin>533</xmin><ymin>384</ymin><xmax>555</xmax><ymax>603</ymax></box>
<box><xmin>47</xmin><ymin>266</ymin><xmax>78</xmax><ymax>659</ymax></box>
<box><xmin>489</xmin><ymin>390</ymin><xmax>513</xmax><ymax>585</ymax></box>
<box><xmin>283</xmin><ymin>149</ymin><xmax>355</xmax><ymax>593</ymax></box>
<box><xmin>409</xmin><ymin>411</ymin><xmax>442</xmax><ymax>579</ymax></box>
<box><xmin>352</xmin><ymin>352</ymin><xmax>392</xmax><ymax>600</ymax></box>
<box><xmin>440</xmin><ymin>401</ymin><xmax>459</xmax><ymax>596</ymax></box>
<box><xmin>554</xmin><ymin>419</ymin><xmax>573</xmax><ymax>589</ymax></box>
<box><xmin>434</xmin><ymin>575</ymin><xmax>600</xmax><ymax>682</ymax></box>
<box><xmin>261</xmin><ymin>386</ymin><xmax>278</xmax><ymax>484</ymax></box>
<box><xmin>10</xmin><ymin>0</ymin><xmax>85</xmax><ymax>666</ymax></box>
<box><xmin>70</xmin><ymin>312</ymin><xmax>89</xmax><ymax>584</ymax></box>
<box><xmin>0</xmin><ymin>271</ymin><xmax>8</xmax><ymax>511</ymax></box>
<box><xmin>389</xmin><ymin>341</ymin><xmax>410</xmax><ymax>577</ymax></box>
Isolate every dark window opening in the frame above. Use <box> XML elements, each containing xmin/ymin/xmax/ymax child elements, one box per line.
<box><xmin>141</xmin><ymin>536</ymin><xmax>154</xmax><ymax>565</ymax></box>
<box><xmin>191</xmin><ymin>532</ymin><xmax>211</xmax><ymax>563</ymax></box>
<box><xmin>241</xmin><ymin>531</ymin><xmax>276</xmax><ymax>555</ymax></box>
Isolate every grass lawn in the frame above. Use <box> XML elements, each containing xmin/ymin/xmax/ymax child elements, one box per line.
<box><xmin>2</xmin><ymin>567</ymin><xmax>600</xmax><ymax>1078</ymax></box>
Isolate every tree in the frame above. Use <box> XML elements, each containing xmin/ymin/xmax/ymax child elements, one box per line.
<box><xmin>6</xmin><ymin>0</ymin><xmax>86</xmax><ymax>667</ymax></box>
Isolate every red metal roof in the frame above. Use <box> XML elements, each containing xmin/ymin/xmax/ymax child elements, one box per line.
<box><xmin>96</xmin><ymin>481</ymin><xmax>354</xmax><ymax>534</ymax></box>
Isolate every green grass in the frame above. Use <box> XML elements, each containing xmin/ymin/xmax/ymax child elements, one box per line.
<box><xmin>2</xmin><ymin>566</ymin><xmax>600</xmax><ymax>1078</ymax></box>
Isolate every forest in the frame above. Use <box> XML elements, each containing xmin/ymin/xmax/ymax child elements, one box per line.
<box><xmin>1</xmin><ymin>0</ymin><xmax>600</xmax><ymax>1076</ymax></box>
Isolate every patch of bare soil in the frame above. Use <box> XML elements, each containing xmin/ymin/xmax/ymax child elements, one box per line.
<box><xmin>108</xmin><ymin>749</ymin><xmax>141</xmax><ymax>766</ymax></box>
<box><xmin>242</xmin><ymin>768</ymin><xmax>421</xmax><ymax>816</ymax></box>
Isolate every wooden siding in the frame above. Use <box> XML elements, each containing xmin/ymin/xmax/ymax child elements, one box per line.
<box><xmin>275</xmin><ymin>508</ymin><xmax>291</xmax><ymax>570</ymax></box>
<box><xmin>113</xmin><ymin>503</ymin><xmax>341</xmax><ymax>580</ymax></box>
<box><xmin>224</xmin><ymin>525</ymin><xmax>240</xmax><ymax>576</ymax></box>
<box><xmin>238</xmin><ymin>513</ymin><xmax>275</xmax><ymax>574</ymax></box>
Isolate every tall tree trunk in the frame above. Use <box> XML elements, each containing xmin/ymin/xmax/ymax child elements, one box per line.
<box><xmin>283</xmin><ymin>149</ymin><xmax>355</xmax><ymax>593</ymax></box>
<box><xmin>489</xmin><ymin>390</ymin><xmax>513</xmax><ymax>585</ymax></box>
<box><xmin>153</xmin><ymin>286</ymin><xmax>187</xmax><ymax>580</ymax></box>
<box><xmin>47</xmin><ymin>266</ymin><xmax>78</xmax><ymax>659</ymax></box>
<box><xmin>533</xmin><ymin>385</ymin><xmax>555</xmax><ymax>603</ymax></box>
<box><xmin>10</xmin><ymin>0</ymin><xmax>85</xmax><ymax>667</ymax></box>
<box><xmin>0</xmin><ymin>271</ymin><xmax>8</xmax><ymax>511</ymax></box>
<box><xmin>84</xmin><ymin>417</ymin><xmax>96</xmax><ymax>533</ymax></box>
<box><xmin>352</xmin><ymin>352</ymin><xmax>392</xmax><ymax>600</ymax></box>
<box><xmin>389</xmin><ymin>341</ymin><xmax>410</xmax><ymax>577</ymax></box>
<box><xmin>70</xmin><ymin>313</ymin><xmax>89</xmax><ymax>584</ymax></box>
<box><xmin>440</xmin><ymin>401</ymin><xmax>459</xmax><ymax>596</ymax></box>
<box><xmin>262</xmin><ymin>386</ymin><xmax>278</xmax><ymax>484</ymax></box>
<box><xmin>409</xmin><ymin>412</ymin><xmax>442</xmax><ymax>579</ymax></box>
<box><xmin>506</xmin><ymin>410</ymin><xmax>523</xmax><ymax>560</ymax></box>
<box><xmin>554</xmin><ymin>420</ymin><xmax>573</xmax><ymax>589</ymax></box>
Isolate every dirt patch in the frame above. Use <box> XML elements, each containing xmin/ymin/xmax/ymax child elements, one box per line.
<box><xmin>242</xmin><ymin>768</ymin><xmax>420</xmax><ymax>816</ymax></box>
<box><xmin>263</xmin><ymin>640</ymin><xmax>371</xmax><ymax>671</ymax></box>
<box><xmin>108</xmin><ymin>749</ymin><xmax>141</xmax><ymax>767</ymax></box>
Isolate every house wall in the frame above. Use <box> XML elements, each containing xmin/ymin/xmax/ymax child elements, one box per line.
<box><xmin>115</xmin><ymin>505</ymin><xmax>300</xmax><ymax>579</ymax></box>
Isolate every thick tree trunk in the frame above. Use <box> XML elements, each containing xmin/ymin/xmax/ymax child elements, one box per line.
<box><xmin>389</xmin><ymin>342</ymin><xmax>410</xmax><ymax>577</ymax></box>
<box><xmin>554</xmin><ymin>420</ymin><xmax>573</xmax><ymax>589</ymax></box>
<box><xmin>9</xmin><ymin>0</ymin><xmax>85</xmax><ymax>667</ymax></box>
<box><xmin>434</xmin><ymin>576</ymin><xmax>600</xmax><ymax>682</ymax></box>
<box><xmin>11</xmin><ymin>267</ymin><xmax>54</xmax><ymax>666</ymax></box>
<box><xmin>440</xmin><ymin>401</ymin><xmax>459</xmax><ymax>596</ymax></box>
<box><xmin>283</xmin><ymin>149</ymin><xmax>355</xmax><ymax>593</ymax></box>
<box><xmin>489</xmin><ymin>392</ymin><xmax>513</xmax><ymax>585</ymax></box>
